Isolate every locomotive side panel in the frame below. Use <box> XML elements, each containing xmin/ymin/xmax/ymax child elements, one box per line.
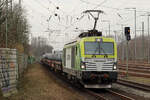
<box><xmin>65</xmin><ymin>47</ymin><xmax>72</xmax><ymax>69</ymax></box>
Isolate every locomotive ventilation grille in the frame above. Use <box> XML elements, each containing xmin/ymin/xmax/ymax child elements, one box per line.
<box><xmin>85</xmin><ymin>62</ymin><xmax>97</xmax><ymax>71</ymax></box>
<box><xmin>85</xmin><ymin>58</ymin><xmax>114</xmax><ymax>71</ymax></box>
<box><xmin>102</xmin><ymin>62</ymin><xmax>114</xmax><ymax>71</ymax></box>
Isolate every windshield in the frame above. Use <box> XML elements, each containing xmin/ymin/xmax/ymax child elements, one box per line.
<box><xmin>84</xmin><ymin>42</ymin><xmax>114</xmax><ymax>55</ymax></box>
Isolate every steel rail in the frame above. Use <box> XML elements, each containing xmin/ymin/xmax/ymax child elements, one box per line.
<box><xmin>117</xmin><ymin>79</ymin><xmax>150</xmax><ymax>92</ymax></box>
<box><xmin>85</xmin><ymin>89</ymin><xmax>108</xmax><ymax>100</ymax></box>
<box><xmin>106</xmin><ymin>89</ymin><xmax>135</xmax><ymax>100</ymax></box>
<box><xmin>119</xmin><ymin>67</ymin><xmax>150</xmax><ymax>74</ymax></box>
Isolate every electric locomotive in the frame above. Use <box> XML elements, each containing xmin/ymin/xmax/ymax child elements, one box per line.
<box><xmin>62</xmin><ymin>30</ymin><xmax>118</xmax><ymax>88</ymax></box>
<box><xmin>42</xmin><ymin>10</ymin><xmax>118</xmax><ymax>88</ymax></box>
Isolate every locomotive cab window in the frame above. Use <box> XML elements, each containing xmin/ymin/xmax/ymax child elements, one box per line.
<box><xmin>84</xmin><ymin>42</ymin><xmax>114</xmax><ymax>55</ymax></box>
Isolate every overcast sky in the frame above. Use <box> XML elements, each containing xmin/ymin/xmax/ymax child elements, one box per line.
<box><xmin>14</xmin><ymin>0</ymin><xmax>150</xmax><ymax>50</ymax></box>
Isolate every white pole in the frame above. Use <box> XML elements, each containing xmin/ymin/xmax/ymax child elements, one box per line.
<box><xmin>148</xmin><ymin>15</ymin><xmax>150</xmax><ymax>63</ymax></box>
<box><xmin>121</xmin><ymin>24</ymin><xmax>124</xmax><ymax>62</ymax></box>
<box><xmin>126</xmin><ymin>40</ymin><xmax>129</xmax><ymax>78</ymax></box>
<box><xmin>143</xmin><ymin>22</ymin><xmax>145</xmax><ymax>60</ymax></box>
<box><xmin>134</xmin><ymin>9</ymin><xmax>137</xmax><ymax>63</ymax></box>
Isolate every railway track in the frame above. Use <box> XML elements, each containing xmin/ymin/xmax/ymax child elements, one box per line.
<box><xmin>119</xmin><ymin>71</ymin><xmax>150</xmax><ymax>78</ymax></box>
<box><xmin>85</xmin><ymin>89</ymin><xmax>135</xmax><ymax>100</ymax></box>
<box><xmin>118</xmin><ymin>62</ymin><xmax>150</xmax><ymax>67</ymax></box>
<box><xmin>85</xmin><ymin>89</ymin><xmax>106</xmax><ymax>100</ymax></box>
<box><xmin>117</xmin><ymin>79</ymin><xmax>150</xmax><ymax>92</ymax></box>
<box><xmin>41</xmin><ymin>63</ymin><xmax>145</xmax><ymax>100</ymax></box>
<box><xmin>119</xmin><ymin>67</ymin><xmax>150</xmax><ymax>74</ymax></box>
<box><xmin>118</xmin><ymin>65</ymin><xmax>150</xmax><ymax>70</ymax></box>
<box><xmin>118</xmin><ymin>64</ymin><xmax>150</xmax><ymax>78</ymax></box>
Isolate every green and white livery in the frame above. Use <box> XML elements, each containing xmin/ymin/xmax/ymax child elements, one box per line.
<box><xmin>62</xmin><ymin>36</ymin><xmax>118</xmax><ymax>88</ymax></box>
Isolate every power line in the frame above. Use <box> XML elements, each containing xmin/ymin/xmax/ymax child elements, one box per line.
<box><xmin>51</xmin><ymin>0</ymin><xmax>76</xmax><ymax>18</ymax></box>
<box><xmin>48</xmin><ymin>1</ymin><xmax>85</xmax><ymax>29</ymax></box>
<box><xmin>93</xmin><ymin>0</ymin><xmax>108</xmax><ymax>9</ymax></box>
<box><xmin>26</xmin><ymin>0</ymin><xmax>66</xmax><ymax>28</ymax></box>
<box><xmin>79</xmin><ymin>0</ymin><xmax>138</xmax><ymax>12</ymax></box>
<box><xmin>33</xmin><ymin>0</ymin><xmax>52</xmax><ymax>12</ymax></box>
<box><xmin>34</xmin><ymin>0</ymin><xmax>78</xmax><ymax>27</ymax></box>
<box><xmin>79</xmin><ymin>0</ymin><xmax>120</xmax><ymax>10</ymax></box>
<box><xmin>62</xmin><ymin>14</ymin><xmax>86</xmax><ymax>31</ymax></box>
<box><xmin>25</xmin><ymin>1</ymin><xmax>48</xmax><ymax>16</ymax></box>
<box><xmin>79</xmin><ymin>0</ymin><xmax>97</xmax><ymax>5</ymax></box>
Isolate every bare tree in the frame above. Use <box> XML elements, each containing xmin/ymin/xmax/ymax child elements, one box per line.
<box><xmin>30</xmin><ymin>37</ymin><xmax>53</xmax><ymax>57</ymax></box>
<box><xmin>0</xmin><ymin>2</ymin><xmax>30</xmax><ymax>54</ymax></box>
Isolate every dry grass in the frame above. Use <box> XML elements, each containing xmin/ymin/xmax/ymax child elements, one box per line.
<box><xmin>0</xmin><ymin>89</ymin><xmax>4</xmax><ymax>100</ymax></box>
<box><xmin>5</xmin><ymin>63</ymin><xmax>89</xmax><ymax>100</ymax></box>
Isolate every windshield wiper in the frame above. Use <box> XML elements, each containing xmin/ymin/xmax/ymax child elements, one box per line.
<box><xmin>92</xmin><ymin>42</ymin><xmax>108</xmax><ymax>58</ymax></box>
<box><xmin>93</xmin><ymin>44</ymin><xmax>100</xmax><ymax>56</ymax></box>
<box><xmin>99</xmin><ymin>46</ymin><xmax>108</xmax><ymax>58</ymax></box>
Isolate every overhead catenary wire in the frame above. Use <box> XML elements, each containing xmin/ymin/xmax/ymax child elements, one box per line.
<box><xmin>79</xmin><ymin>0</ymin><xmax>97</xmax><ymax>5</ymax></box>
<box><xmin>93</xmin><ymin>0</ymin><xmax>108</xmax><ymax>9</ymax></box>
<box><xmin>25</xmin><ymin>0</ymin><xmax>68</xmax><ymax>29</ymax></box>
<box><xmin>100</xmin><ymin>13</ymin><xmax>145</xmax><ymax>38</ymax></box>
<box><xmin>79</xmin><ymin>0</ymin><xmax>150</xmax><ymax>13</ymax></box>
<box><xmin>24</xmin><ymin>1</ymin><xmax>48</xmax><ymax>17</ymax></box>
<box><xmin>28</xmin><ymin>1</ymin><xmax>150</xmax><ymax>35</ymax></box>
<box><xmin>34</xmin><ymin>0</ymin><xmax>52</xmax><ymax>12</ymax></box>
<box><xmin>32</xmin><ymin>0</ymin><xmax>136</xmax><ymax>33</ymax></box>
<box><xmin>50</xmin><ymin>0</ymin><xmax>75</xmax><ymax>18</ymax></box>
<box><xmin>44</xmin><ymin>0</ymin><xmax>81</xmax><ymax>28</ymax></box>
<box><xmin>45</xmin><ymin>1</ymin><xmax>89</xmax><ymax>31</ymax></box>
<box><xmin>79</xmin><ymin>0</ymin><xmax>121</xmax><ymax>11</ymax></box>
<box><xmin>76</xmin><ymin>1</ymin><xmax>124</xmax><ymax>33</ymax></box>
<box><xmin>62</xmin><ymin>14</ymin><xmax>86</xmax><ymax>31</ymax></box>
<box><xmin>33</xmin><ymin>0</ymin><xmax>61</xmax><ymax>22</ymax></box>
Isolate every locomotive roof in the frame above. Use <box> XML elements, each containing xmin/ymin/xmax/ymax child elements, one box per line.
<box><xmin>64</xmin><ymin>36</ymin><xmax>115</xmax><ymax>48</ymax></box>
<box><xmin>65</xmin><ymin>29</ymin><xmax>116</xmax><ymax>46</ymax></box>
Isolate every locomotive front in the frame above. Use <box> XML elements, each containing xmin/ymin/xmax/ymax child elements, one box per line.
<box><xmin>80</xmin><ymin>36</ymin><xmax>118</xmax><ymax>88</ymax></box>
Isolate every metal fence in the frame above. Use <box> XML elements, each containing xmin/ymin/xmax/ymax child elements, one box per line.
<box><xmin>0</xmin><ymin>48</ymin><xmax>28</xmax><ymax>97</ymax></box>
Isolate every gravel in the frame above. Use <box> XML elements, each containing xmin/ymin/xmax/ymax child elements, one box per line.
<box><xmin>112</xmin><ymin>83</ymin><xmax>150</xmax><ymax>100</ymax></box>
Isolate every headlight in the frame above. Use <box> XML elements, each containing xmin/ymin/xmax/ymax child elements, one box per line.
<box><xmin>81</xmin><ymin>65</ymin><xmax>86</xmax><ymax>69</ymax></box>
<box><xmin>113</xmin><ymin>65</ymin><xmax>117</xmax><ymax>70</ymax></box>
<box><xmin>81</xmin><ymin>62</ymin><xmax>86</xmax><ymax>69</ymax></box>
<box><xmin>113</xmin><ymin>62</ymin><xmax>117</xmax><ymax>70</ymax></box>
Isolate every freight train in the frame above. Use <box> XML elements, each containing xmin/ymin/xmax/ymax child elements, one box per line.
<box><xmin>41</xmin><ymin>30</ymin><xmax>118</xmax><ymax>88</ymax></box>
